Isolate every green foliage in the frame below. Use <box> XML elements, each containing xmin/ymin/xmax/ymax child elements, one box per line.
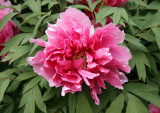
<box><xmin>0</xmin><ymin>0</ymin><xmax>160</xmax><ymax>113</ymax></box>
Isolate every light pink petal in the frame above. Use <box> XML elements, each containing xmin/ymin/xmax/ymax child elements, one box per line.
<box><xmin>98</xmin><ymin>66</ymin><xmax>110</xmax><ymax>74</ymax></box>
<box><xmin>110</xmin><ymin>45</ymin><xmax>132</xmax><ymax>73</ymax></box>
<box><xmin>61</xmin><ymin>71</ymin><xmax>82</xmax><ymax>83</ymax></box>
<box><xmin>30</xmin><ymin>38</ymin><xmax>46</xmax><ymax>47</ymax></box>
<box><xmin>78</xmin><ymin>69</ymin><xmax>99</xmax><ymax>86</ymax></box>
<box><xmin>90</xmin><ymin>87</ymin><xmax>100</xmax><ymax>105</ymax></box>
<box><xmin>94</xmin><ymin>48</ymin><xmax>112</xmax><ymax>65</ymax></box>
<box><xmin>61</xmin><ymin>83</ymin><xmax>82</xmax><ymax>96</ymax></box>
<box><xmin>104</xmin><ymin>71</ymin><xmax>124</xmax><ymax>89</ymax></box>
<box><xmin>118</xmin><ymin>72</ymin><xmax>128</xmax><ymax>84</ymax></box>
<box><xmin>87</xmin><ymin>62</ymin><xmax>98</xmax><ymax>69</ymax></box>
<box><xmin>78</xmin><ymin>69</ymin><xmax>99</xmax><ymax>79</ymax></box>
<box><xmin>60</xmin><ymin>7</ymin><xmax>91</xmax><ymax>29</ymax></box>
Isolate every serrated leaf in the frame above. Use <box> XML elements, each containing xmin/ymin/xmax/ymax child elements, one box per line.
<box><xmin>126</xmin><ymin>34</ymin><xmax>149</xmax><ymax>52</ymax></box>
<box><xmin>113</xmin><ymin>8</ymin><xmax>121</xmax><ymax>25</ymax></box>
<box><xmin>27</xmin><ymin>0</ymin><xmax>41</xmax><ymax>13</ymax></box>
<box><xmin>21</xmin><ymin>12</ymin><xmax>47</xmax><ymax>25</ymax></box>
<box><xmin>12</xmin><ymin>4</ymin><xmax>21</xmax><ymax>13</ymax></box>
<box><xmin>87</xmin><ymin>0</ymin><xmax>101</xmax><ymax>12</ymax></box>
<box><xmin>152</xmin><ymin>27</ymin><xmax>160</xmax><ymax>50</ymax></box>
<box><xmin>35</xmin><ymin>85</ymin><xmax>47</xmax><ymax>113</ymax></box>
<box><xmin>0</xmin><ymin>34</ymin><xmax>25</xmax><ymax>56</ymax></box>
<box><xmin>19</xmin><ymin>85</ymin><xmax>46</xmax><ymax>113</ymax></box>
<box><xmin>4</xmin><ymin>104</ymin><xmax>14</xmax><ymax>113</ymax></box>
<box><xmin>126</xmin><ymin>93</ymin><xmax>149</xmax><ymax>113</ymax></box>
<box><xmin>2</xmin><ymin>46</ymin><xmax>30</xmax><ymax>64</ymax></box>
<box><xmin>43</xmin><ymin>88</ymin><xmax>56</xmax><ymax>101</ymax></box>
<box><xmin>105</xmin><ymin>94</ymin><xmax>124</xmax><ymax>113</ymax></box>
<box><xmin>0</xmin><ymin>12</ymin><xmax>17</xmax><ymax>31</ymax></box>
<box><xmin>16</xmin><ymin>72</ymin><xmax>37</xmax><ymax>81</ymax></box>
<box><xmin>142</xmin><ymin>13</ymin><xmax>160</xmax><ymax>29</ymax></box>
<box><xmin>0</xmin><ymin>79</ymin><xmax>10</xmax><ymax>103</ymax></box>
<box><xmin>76</xmin><ymin>92</ymin><xmax>92</xmax><ymax>113</ymax></box>
<box><xmin>69</xmin><ymin>93</ymin><xmax>77</xmax><ymax>113</ymax></box>
<box><xmin>22</xmin><ymin>76</ymin><xmax>42</xmax><ymax>93</ymax></box>
<box><xmin>32</xmin><ymin>15</ymin><xmax>48</xmax><ymax>37</ymax></box>
<box><xmin>131</xmin><ymin>0</ymin><xmax>148</xmax><ymax>7</ymax></box>
<box><xmin>125</xmin><ymin>83</ymin><xmax>160</xmax><ymax>108</ymax></box>
<box><xmin>68</xmin><ymin>4</ymin><xmax>90</xmax><ymax>11</ymax></box>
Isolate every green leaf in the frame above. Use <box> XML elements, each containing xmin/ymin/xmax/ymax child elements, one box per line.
<box><xmin>0</xmin><ymin>5</ymin><xmax>9</xmax><ymax>10</ymax></box>
<box><xmin>4</xmin><ymin>104</ymin><xmax>14</xmax><ymax>113</ymax></box>
<box><xmin>87</xmin><ymin>0</ymin><xmax>101</xmax><ymax>12</ymax></box>
<box><xmin>22</xmin><ymin>76</ymin><xmax>42</xmax><ymax>94</ymax></box>
<box><xmin>16</xmin><ymin>72</ymin><xmax>37</xmax><ymax>81</ymax></box>
<box><xmin>21</xmin><ymin>12</ymin><xmax>47</xmax><ymax>25</ymax></box>
<box><xmin>0</xmin><ymin>12</ymin><xmax>17</xmax><ymax>31</ymax></box>
<box><xmin>19</xmin><ymin>85</ymin><xmax>46</xmax><ymax>113</ymax></box>
<box><xmin>126</xmin><ymin>93</ymin><xmax>149</xmax><ymax>113</ymax></box>
<box><xmin>68</xmin><ymin>4</ymin><xmax>90</xmax><ymax>11</ymax></box>
<box><xmin>105</xmin><ymin>94</ymin><xmax>125</xmax><ymax>113</ymax></box>
<box><xmin>131</xmin><ymin>0</ymin><xmax>148</xmax><ymax>7</ymax></box>
<box><xmin>32</xmin><ymin>15</ymin><xmax>48</xmax><ymax>37</ymax></box>
<box><xmin>0</xmin><ymin>34</ymin><xmax>25</xmax><ymax>56</ymax></box>
<box><xmin>142</xmin><ymin>13</ymin><xmax>160</xmax><ymax>29</ymax></box>
<box><xmin>152</xmin><ymin>27</ymin><xmax>160</xmax><ymax>50</ymax></box>
<box><xmin>12</xmin><ymin>4</ymin><xmax>22</xmax><ymax>13</ymax></box>
<box><xmin>43</xmin><ymin>88</ymin><xmax>56</xmax><ymax>101</ymax></box>
<box><xmin>35</xmin><ymin>85</ymin><xmax>47</xmax><ymax>113</ymax></box>
<box><xmin>27</xmin><ymin>0</ymin><xmax>41</xmax><ymax>13</ymax></box>
<box><xmin>66</xmin><ymin>0</ymin><xmax>74</xmax><ymax>3</ymax></box>
<box><xmin>0</xmin><ymin>79</ymin><xmax>10</xmax><ymax>103</ymax></box>
<box><xmin>135</xmin><ymin>51</ymin><xmax>147</xmax><ymax>81</ymax></box>
<box><xmin>126</xmin><ymin>34</ymin><xmax>149</xmax><ymax>52</ymax></box>
<box><xmin>91</xmin><ymin>91</ymin><xmax>110</xmax><ymax>113</ymax></box>
<box><xmin>2</xmin><ymin>46</ymin><xmax>30</xmax><ymax>64</ymax></box>
<box><xmin>69</xmin><ymin>93</ymin><xmax>77</xmax><ymax>113</ymax></box>
<box><xmin>76</xmin><ymin>92</ymin><xmax>92</xmax><ymax>113</ymax></box>
<box><xmin>125</xmin><ymin>83</ymin><xmax>160</xmax><ymax>108</ymax></box>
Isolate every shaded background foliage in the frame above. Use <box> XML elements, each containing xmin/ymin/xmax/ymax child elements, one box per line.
<box><xmin>0</xmin><ymin>0</ymin><xmax>160</xmax><ymax>113</ymax></box>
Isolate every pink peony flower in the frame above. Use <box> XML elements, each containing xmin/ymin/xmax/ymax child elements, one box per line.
<box><xmin>27</xmin><ymin>7</ymin><xmax>131</xmax><ymax>105</ymax></box>
<box><xmin>0</xmin><ymin>0</ymin><xmax>19</xmax><ymax>54</ymax></box>
<box><xmin>149</xmin><ymin>104</ymin><xmax>160</xmax><ymax>113</ymax></box>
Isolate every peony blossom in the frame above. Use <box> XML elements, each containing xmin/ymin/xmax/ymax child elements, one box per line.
<box><xmin>149</xmin><ymin>104</ymin><xmax>160</xmax><ymax>113</ymax></box>
<box><xmin>0</xmin><ymin>0</ymin><xmax>19</xmax><ymax>53</ymax></box>
<box><xmin>27</xmin><ymin>7</ymin><xmax>131</xmax><ymax>105</ymax></box>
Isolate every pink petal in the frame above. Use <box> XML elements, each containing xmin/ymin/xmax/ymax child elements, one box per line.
<box><xmin>73</xmin><ymin>59</ymin><xmax>84</xmax><ymax>69</ymax></box>
<box><xmin>110</xmin><ymin>45</ymin><xmax>132</xmax><ymax>73</ymax></box>
<box><xmin>30</xmin><ymin>38</ymin><xmax>46</xmax><ymax>47</ymax></box>
<box><xmin>60</xmin><ymin>7</ymin><xmax>91</xmax><ymax>29</ymax></box>
<box><xmin>61</xmin><ymin>83</ymin><xmax>82</xmax><ymax>96</ymax></box>
<box><xmin>149</xmin><ymin>104</ymin><xmax>160</xmax><ymax>113</ymax></box>
<box><xmin>94</xmin><ymin>48</ymin><xmax>112</xmax><ymax>65</ymax></box>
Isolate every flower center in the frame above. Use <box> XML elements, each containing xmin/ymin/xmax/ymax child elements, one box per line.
<box><xmin>73</xmin><ymin>52</ymin><xmax>87</xmax><ymax>69</ymax></box>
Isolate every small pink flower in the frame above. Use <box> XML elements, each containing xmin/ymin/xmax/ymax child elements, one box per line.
<box><xmin>0</xmin><ymin>0</ymin><xmax>19</xmax><ymax>55</ymax></box>
<box><xmin>27</xmin><ymin>7</ymin><xmax>131</xmax><ymax>105</ymax></box>
<box><xmin>149</xmin><ymin>104</ymin><xmax>160</xmax><ymax>113</ymax></box>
